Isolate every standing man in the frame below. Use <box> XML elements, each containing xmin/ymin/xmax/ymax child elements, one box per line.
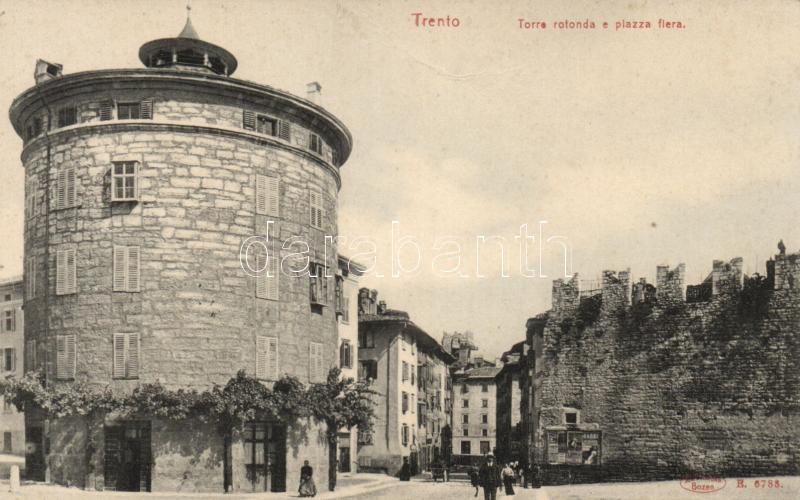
<box><xmin>478</xmin><ymin>454</ymin><xmax>502</xmax><ymax>500</ymax></box>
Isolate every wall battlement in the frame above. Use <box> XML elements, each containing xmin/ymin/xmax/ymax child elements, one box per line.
<box><xmin>530</xmin><ymin>247</ymin><xmax>800</xmax><ymax>480</ymax></box>
<box><xmin>550</xmin><ymin>250</ymin><xmax>800</xmax><ymax>310</ymax></box>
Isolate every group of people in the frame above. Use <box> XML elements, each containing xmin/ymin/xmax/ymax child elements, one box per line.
<box><xmin>469</xmin><ymin>454</ymin><xmax>540</xmax><ymax>499</ymax></box>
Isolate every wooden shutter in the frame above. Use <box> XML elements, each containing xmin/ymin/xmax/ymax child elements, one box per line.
<box><xmin>56</xmin><ymin>169</ymin><xmax>66</xmax><ymax>210</ymax></box>
<box><xmin>128</xmin><ymin>333</ymin><xmax>140</xmax><ymax>378</ymax></box>
<box><xmin>99</xmin><ymin>100</ymin><xmax>113</xmax><ymax>121</ymax></box>
<box><xmin>113</xmin><ymin>333</ymin><xmax>126</xmax><ymax>378</ymax></box>
<box><xmin>267</xmin><ymin>257</ymin><xmax>279</xmax><ymax>301</ymax></box>
<box><xmin>113</xmin><ymin>246</ymin><xmax>140</xmax><ymax>292</ymax></box>
<box><xmin>66</xmin><ymin>249</ymin><xmax>76</xmax><ymax>294</ymax></box>
<box><xmin>277</xmin><ymin>120</ymin><xmax>290</xmax><ymax>140</ymax></box>
<box><xmin>140</xmin><ymin>99</ymin><xmax>153</xmax><ymax>119</ymax></box>
<box><xmin>66</xmin><ymin>335</ymin><xmax>76</xmax><ymax>378</ymax></box>
<box><xmin>55</xmin><ymin>336</ymin><xmax>66</xmax><ymax>379</ymax></box>
<box><xmin>113</xmin><ymin>246</ymin><xmax>126</xmax><ymax>291</ymax></box>
<box><xmin>56</xmin><ymin>250</ymin><xmax>67</xmax><ymax>295</ymax></box>
<box><xmin>26</xmin><ymin>176</ymin><xmax>37</xmax><ymax>218</ymax></box>
<box><xmin>127</xmin><ymin>247</ymin><xmax>140</xmax><ymax>292</ymax></box>
<box><xmin>65</xmin><ymin>166</ymin><xmax>76</xmax><ymax>208</ymax></box>
<box><xmin>267</xmin><ymin>176</ymin><xmax>279</xmax><ymax>216</ymax></box>
<box><xmin>309</xmin><ymin>188</ymin><xmax>323</xmax><ymax>228</ymax></box>
<box><xmin>255</xmin><ymin>175</ymin><xmax>267</xmax><ymax>215</ymax></box>
<box><xmin>268</xmin><ymin>337</ymin><xmax>278</xmax><ymax>380</ymax></box>
<box><xmin>343</xmin><ymin>297</ymin><xmax>350</xmax><ymax>323</ymax></box>
<box><xmin>256</xmin><ymin>336</ymin><xmax>268</xmax><ymax>379</ymax></box>
<box><xmin>243</xmin><ymin>110</ymin><xmax>255</xmax><ymax>130</ymax></box>
<box><xmin>255</xmin><ymin>252</ymin><xmax>267</xmax><ymax>299</ymax></box>
<box><xmin>56</xmin><ymin>249</ymin><xmax>76</xmax><ymax>295</ymax></box>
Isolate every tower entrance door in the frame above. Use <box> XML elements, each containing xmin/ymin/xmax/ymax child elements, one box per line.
<box><xmin>244</xmin><ymin>422</ymin><xmax>286</xmax><ymax>492</ymax></box>
<box><xmin>104</xmin><ymin>421</ymin><xmax>151</xmax><ymax>491</ymax></box>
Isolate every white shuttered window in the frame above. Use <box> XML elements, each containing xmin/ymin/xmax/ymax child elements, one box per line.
<box><xmin>56</xmin><ymin>334</ymin><xmax>76</xmax><ymax>380</ymax></box>
<box><xmin>113</xmin><ymin>333</ymin><xmax>140</xmax><ymax>379</ymax></box>
<box><xmin>254</xmin><ymin>254</ymin><xmax>279</xmax><ymax>301</ymax></box>
<box><xmin>56</xmin><ymin>248</ymin><xmax>77</xmax><ymax>295</ymax></box>
<box><xmin>255</xmin><ymin>175</ymin><xmax>279</xmax><ymax>216</ymax></box>
<box><xmin>55</xmin><ymin>166</ymin><xmax>77</xmax><ymax>210</ymax></box>
<box><xmin>26</xmin><ymin>175</ymin><xmax>38</xmax><ymax>219</ymax></box>
<box><xmin>309</xmin><ymin>187</ymin><xmax>324</xmax><ymax>229</ymax></box>
<box><xmin>113</xmin><ymin>246</ymin><xmax>140</xmax><ymax>292</ymax></box>
<box><xmin>256</xmin><ymin>336</ymin><xmax>278</xmax><ymax>380</ymax></box>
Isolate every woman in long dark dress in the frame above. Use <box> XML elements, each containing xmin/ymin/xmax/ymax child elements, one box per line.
<box><xmin>299</xmin><ymin>460</ymin><xmax>317</xmax><ymax>497</ymax></box>
<box><xmin>502</xmin><ymin>463</ymin><xmax>515</xmax><ymax>495</ymax></box>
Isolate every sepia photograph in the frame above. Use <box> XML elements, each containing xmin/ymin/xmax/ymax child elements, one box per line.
<box><xmin>0</xmin><ymin>0</ymin><xmax>798</xmax><ymax>498</ymax></box>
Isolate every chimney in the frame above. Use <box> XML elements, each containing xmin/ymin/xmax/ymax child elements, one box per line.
<box><xmin>377</xmin><ymin>300</ymin><xmax>387</xmax><ymax>314</ymax></box>
<box><xmin>34</xmin><ymin>59</ymin><xmax>63</xmax><ymax>84</ymax></box>
<box><xmin>474</xmin><ymin>355</ymin><xmax>484</xmax><ymax>367</ymax></box>
<box><xmin>306</xmin><ymin>81</ymin><xmax>322</xmax><ymax>103</ymax></box>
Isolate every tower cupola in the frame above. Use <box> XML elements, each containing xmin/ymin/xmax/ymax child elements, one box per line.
<box><xmin>138</xmin><ymin>6</ymin><xmax>237</xmax><ymax>76</ymax></box>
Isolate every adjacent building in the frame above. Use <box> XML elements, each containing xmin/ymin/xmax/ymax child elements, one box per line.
<box><xmin>10</xmin><ymin>14</ymin><xmax>352</xmax><ymax>492</ymax></box>
<box><xmin>357</xmin><ymin>289</ymin><xmax>454</xmax><ymax>475</ymax></box>
<box><xmin>335</xmin><ymin>255</ymin><xmax>364</xmax><ymax>473</ymax></box>
<box><xmin>0</xmin><ymin>277</ymin><xmax>24</xmax><ymax>473</ymax></box>
<box><xmin>494</xmin><ymin>341</ymin><xmax>524</xmax><ymax>464</ymax></box>
<box><xmin>450</xmin><ymin>364</ymin><xmax>500</xmax><ymax>465</ymax></box>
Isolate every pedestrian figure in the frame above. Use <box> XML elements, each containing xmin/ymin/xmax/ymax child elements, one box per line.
<box><xmin>398</xmin><ymin>456</ymin><xmax>412</xmax><ymax>481</ymax></box>
<box><xmin>469</xmin><ymin>467</ymin><xmax>480</xmax><ymax>497</ymax></box>
<box><xmin>522</xmin><ymin>462</ymin><xmax>531</xmax><ymax>489</ymax></box>
<box><xmin>478</xmin><ymin>454</ymin><xmax>502</xmax><ymax>500</ymax></box>
<box><xmin>531</xmin><ymin>463</ymin><xmax>542</xmax><ymax>489</ymax></box>
<box><xmin>298</xmin><ymin>460</ymin><xmax>317</xmax><ymax>497</ymax></box>
<box><xmin>502</xmin><ymin>463</ymin><xmax>515</xmax><ymax>495</ymax></box>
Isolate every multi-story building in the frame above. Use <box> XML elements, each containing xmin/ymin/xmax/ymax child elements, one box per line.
<box><xmin>451</xmin><ymin>365</ymin><xmax>501</xmax><ymax>466</ymax></box>
<box><xmin>0</xmin><ymin>277</ymin><xmax>24</xmax><ymax>472</ymax></box>
<box><xmin>415</xmin><ymin>346</ymin><xmax>453</xmax><ymax>471</ymax></box>
<box><xmin>9</xmin><ymin>14</ymin><xmax>352</xmax><ymax>492</ymax></box>
<box><xmin>335</xmin><ymin>255</ymin><xmax>364</xmax><ymax>473</ymax></box>
<box><xmin>495</xmin><ymin>341</ymin><xmax>524</xmax><ymax>464</ymax></box>
<box><xmin>357</xmin><ymin>289</ymin><xmax>454</xmax><ymax>475</ymax></box>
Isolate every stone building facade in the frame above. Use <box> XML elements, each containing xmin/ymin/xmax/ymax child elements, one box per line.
<box><xmin>494</xmin><ymin>341</ymin><xmax>523</xmax><ymax>464</ymax></box>
<box><xmin>335</xmin><ymin>255</ymin><xmax>364</xmax><ymax>473</ymax></box>
<box><xmin>520</xmin><ymin>249</ymin><xmax>800</xmax><ymax>483</ymax></box>
<box><xmin>9</xmin><ymin>17</ymin><xmax>352</xmax><ymax>493</ymax></box>
<box><xmin>451</xmin><ymin>365</ymin><xmax>501</xmax><ymax>466</ymax></box>
<box><xmin>0</xmin><ymin>277</ymin><xmax>25</xmax><ymax>476</ymax></box>
<box><xmin>356</xmin><ymin>290</ymin><xmax>454</xmax><ymax>475</ymax></box>
<box><xmin>414</xmin><ymin>348</ymin><xmax>453</xmax><ymax>471</ymax></box>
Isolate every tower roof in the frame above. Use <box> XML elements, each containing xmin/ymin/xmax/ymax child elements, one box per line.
<box><xmin>177</xmin><ymin>16</ymin><xmax>200</xmax><ymax>40</ymax></box>
<box><xmin>139</xmin><ymin>9</ymin><xmax>237</xmax><ymax>76</ymax></box>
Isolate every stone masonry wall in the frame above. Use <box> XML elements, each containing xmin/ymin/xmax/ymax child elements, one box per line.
<box><xmin>18</xmin><ymin>82</ymin><xmax>344</xmax><ymax>491</ymax></box>
<box><xmin>535</xmin><ymin>255</ymin><xmax>800</xmax><ymax>481</ymax></box>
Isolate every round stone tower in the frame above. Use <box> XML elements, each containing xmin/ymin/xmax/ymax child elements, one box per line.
<box><xmin>9</xmin><ymin>13</ymin><xmax>351</xmax><ymax>493</ymax></box>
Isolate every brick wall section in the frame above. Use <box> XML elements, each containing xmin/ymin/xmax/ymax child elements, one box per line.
<box><xmin>530</xmin><ymin>253</ymin><xmax>800</xmax><ymax>481</ymax></box>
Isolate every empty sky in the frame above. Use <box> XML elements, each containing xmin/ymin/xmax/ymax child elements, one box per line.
<box><xmin>0</xmin><ymin>0</ymin><xmax>798</xmax><ymax>359</ymax></box>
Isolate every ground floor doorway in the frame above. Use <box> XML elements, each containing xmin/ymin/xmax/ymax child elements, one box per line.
<box><xmin>104</xmin><ymin>421</ymin><xmax>151</xmax><ymax>492</ymax></box>
<box><xmin>243</xmin><ymin>422</ymin><xmax>286</xmax><ymax>492</ymax></box>
<box><xmin>24</xmin><ymin>425</ymin><xmax>45</xmax><ymax>481</ymax></box>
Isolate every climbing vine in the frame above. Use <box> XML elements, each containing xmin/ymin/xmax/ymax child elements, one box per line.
<box><xmin>0</xmin><ymin>368</ymin><xmax>372</xmax><ymax>434</ymax></box>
